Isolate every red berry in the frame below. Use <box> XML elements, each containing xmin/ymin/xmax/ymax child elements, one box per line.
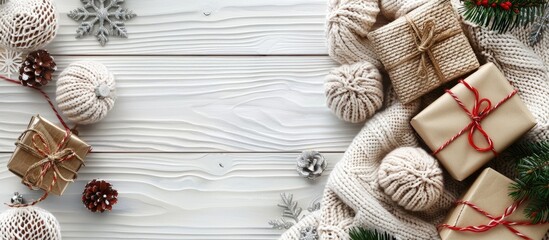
<box><xmin>481</xmin><ymin>0</ymin><xmax>489</xmax><ymax>6</ymax></box>
<box><xmin>491</xmin><ymin>3</ymin><xmax>497</xmax><ymax>7</ymax></box>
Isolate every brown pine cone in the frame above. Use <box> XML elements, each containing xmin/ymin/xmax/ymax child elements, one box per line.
<box><xmin>19</xmin><ymin>50</ymin><xmax>57</xmax><ymax>87</ymax></box>
<box><xmin>82</xmin><ymin>179</ymin><xmax>118</xmax><ymax>213</ymax></box>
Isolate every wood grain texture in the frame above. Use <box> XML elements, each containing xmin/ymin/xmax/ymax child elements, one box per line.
<box><xmin>49</xmin><ymin>0</ymin><xmax>327</xmax><ymax>56</ymax></box>
<box><xmin>0</xmin><ymin>56</ymin><xmax>361</xmax><ymax>152</ymax></box>
<box><xmin>0</xmin><ymin>152</ymin><xmax>341</xmax><ymax>239</ymax></box>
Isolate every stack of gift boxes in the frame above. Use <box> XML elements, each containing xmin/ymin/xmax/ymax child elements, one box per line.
<box><xmin>367</xmin><ymin>0</ymin><xmax>548</xmax><ymax>239</ymax></box>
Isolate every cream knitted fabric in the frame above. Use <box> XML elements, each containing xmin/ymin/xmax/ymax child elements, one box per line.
<box><xmin>325</xmin><ymin>62</ymin><xmax>384</xmax><ymax>123</ymax></box>
<box><xmin>378</xmin><ymin>0</ymin><xmax>428</xmax><ymax>20</ymax></box>
<box><xmin>0</xmin><ymin>206</ymin><xmax>61</xmax><ymax>240</ymax></box>
<box><xmin>56</xmin><ymin>61</ymin><xmax>116</xmax><ymax>125</ymax></box>
<box><xmin>280</xmin><ymin>1</ymin><xmax>549</xmax><ymax>239</ymax></box>
<box><xmin>378</xmin><ymin>147</ymin><xmax>444</xmax><ymax>212</ymax></box>
<box><xmin>326</xmin><ymin>0</ymin><xmax>382</xmax><ymax>68</ymax></box>
<box><xmin>0</xmin><ymin>0</ymin><xmax>58</xmax><ymax>51</ymax></box>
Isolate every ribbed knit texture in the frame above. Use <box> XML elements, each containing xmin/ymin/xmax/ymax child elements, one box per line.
<box><xmin>56</xmin><ymin>61</ymin><xmax>117</xmax><ymax>125</ymax></box>
<box><xmin>0</xmin><ymin>207</ymin><xmax>61</xmax><ymax>240</ymax></box>
<box><xmin>0</xmin><ymin>0</ymin><xmax>58</xmax><ymax>51</ymax></box>
<box><xmin>325</xmin><ymin>62</ymin><xmax>384</xmax><ymax>123</ymax></box>
<box><xmin>326</xmin><ymin>0</ymin><xmax>382</xmax><ymax>68</ymax></box>
<box><xmin>280</xmin><ymin>0</ymin><xmax>549</xmax><ymax>239</ymax></box>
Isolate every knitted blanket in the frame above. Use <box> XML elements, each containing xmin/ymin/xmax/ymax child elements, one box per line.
<box><xmin>279</xmin><ymin>0</ymin><xmax>549</xmax><ymax>239</ymax></box>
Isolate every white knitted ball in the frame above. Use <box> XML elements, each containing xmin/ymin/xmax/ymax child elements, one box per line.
<box><xmin>56</xmin><ymin>61</ymin><xmax>116</xmax><ymax>125</ymax></box>
<box><xmin>0</xmin><ymin>206</ymin><xmax>61</xmax><ymax>240</ymax></box>
<box><xmin>326</xmin><ymin>0</ymin><xmax>382</xmax><ymax>68</ymax></box>
<box><xmin>325</xmin><ymin>62</ymin><xmax>384</xmax><ymax>123</ymax></box>
<box><xmin>379</xmin><ymin>0</ymin><xmax>429</xmax><ymax>20</ymax></box>
<box><xmin>0</xmin><ymin>0</ymin><xmax>58</xmax><ymax>51</ymax></box>
<box><xmin>378</xmin><ymin>147</ymin><xmax>444</xmax><ymax>212</ymax></box>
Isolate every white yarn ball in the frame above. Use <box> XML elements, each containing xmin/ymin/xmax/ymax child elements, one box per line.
<box><xmin>325</xmin><ymin>62</ymin><xmax>384</xmax><ymax>123</ymax></box>
<box><xmin>56</xmin><ymin>61</ymin><xmax>116</xmax><ymax>125</ymax></box>
<box><xmin>326</xmin><ymin>0</ymin><xmax>382</xmax><ymax>68</ymax></box>
<box><xmin>0</xmin><ymin>0</ymin><xmax>58</xmax><ymax>51</ymax></box>
<box><xmin>0</xmin><ymin>206</ymin><xmax>61</xmax><ymax>240</ymax></box>
<box><xmin>378</xmin><ymin>147</ymin><xmax>444</xmax><ymax>212</ymax></box>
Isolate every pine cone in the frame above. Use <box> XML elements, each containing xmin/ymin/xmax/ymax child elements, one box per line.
<box><xmin>82</xmin><ymin>179</ymin><xmax>118</xmax><ymax>213</ymax></box>
<box><xmin>19</xmin><ymin>50</ymin><xmax>57</xmax><ymax>87</ymax></box>
<box><xmin>296</xmin><ymin>151</ymin><xmax>327</xmax><ymax>180</ymax></box>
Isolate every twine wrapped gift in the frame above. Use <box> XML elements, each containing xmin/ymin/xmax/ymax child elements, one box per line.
<box><xmin>439</xmin><ymin>168</ymin><xmax>549</xmax><ymax>240</ymax></box>
<box><xmin>7</xmin><ymin>115</ymin><xmax>90</xmax><ymax>200</ymax></box>
<box><xmin>411</xmin><ymin>63</ymin><xmax>536</xmax><ymax>181</ymax></box>
<box><xmin>368</xmin><ymin>0</ymin><xmax>479</xmax><ymax>104</ymax></box>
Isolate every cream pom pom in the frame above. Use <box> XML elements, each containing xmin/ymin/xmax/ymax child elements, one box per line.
<box><xmin>56</xmin><ymin>61</ymin><xmax>116</xmax><ymax>125</ymax></box>
<box><xmin>0</xmin><ymin>0</ymin><xmax>58</xmax><ymax>51</ymax></box>
<box><xmin>378</xmin><ymin>147</ymin><xmax>444</xmax><ymax>212</ymax></box>
<box><xmin>324</xmin><ymin>62</ymin><xmax>384</xmax><ymax>123</ymax></box>
<box><xmin>326</xmin><ymin>0</ymin><xmax>382</xmax><ymax>67</ymax></box>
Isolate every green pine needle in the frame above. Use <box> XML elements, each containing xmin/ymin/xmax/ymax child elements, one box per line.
<box><xmin>349</xmin><ymin>227</ymin><xmax>396</xmax><ymax>240</ymax></box>
<box><xmin>509</xmin><ymin>141</ymin><xmax>549</xmax><ymax>224</ymax></box>
<box><xmin>460</xmin><ymin>0</ymin><xmax>548</xmax><ymax>33</ymax></box>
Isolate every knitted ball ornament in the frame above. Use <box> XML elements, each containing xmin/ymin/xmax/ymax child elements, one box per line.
<box><xmin>0</xmin><ymin>0</ymin><xmax>58</xmax><ymax>51</ymax></box>
<box><xmin>326</xmin><ymin>0</ymin><xmax>382</xmax><ymax>68</ymax></box>
<box><xmin>0</xmin><ymin>206</ymin><xmax>61</xmax><ymax>240</ymax></box>
<box><xmin>378</xmin><ymin>147</ymin><xmax>444</xmax><ymax>212</ymax></box>
<box><xmin>325</xmin><ymin>62</ymin><xmax>384</xmax><ymax>123</ymax></box>
<box><xmin>56</xmin><ymin>61</ymin><xmax>116</xmax><ymax>125</ymax></box>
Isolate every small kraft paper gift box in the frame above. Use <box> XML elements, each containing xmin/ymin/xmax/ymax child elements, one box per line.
<box><xmin>439</xmin><ymin>168</ymin><xmax>549</xmax><ymax>240</ymax></box>
<box><xmin>7</xmin><ymin>115</ymin><xmax>91</xmax><ymax>196</ymax></box>
<box><xmin>411</xmin><ymin>63</ymin><xmax>536</xmax><ymax>181</ymax></box>
<box><xmin>368</xmin><ymin>0</ymin><xmax>479</xmax><ymax>104</ymax></box>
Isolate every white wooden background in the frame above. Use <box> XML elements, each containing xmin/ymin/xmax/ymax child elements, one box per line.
<box><xmin>0</xmin><ymin>0</ymin><xmax>361</xmax><ymax>239</ymax></box>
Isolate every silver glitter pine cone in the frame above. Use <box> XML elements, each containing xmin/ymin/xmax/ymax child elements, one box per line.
<box><xmin>296</xmin><ymin>151</ymin><xmax>327</xmax><ymax>180</ymax></box>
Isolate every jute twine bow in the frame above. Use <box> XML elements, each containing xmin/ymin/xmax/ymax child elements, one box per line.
<box><xmin>433</xmin><ymin>80</ymin><xmax>518</xmax><ymax>156</ymax></box>
<box><xmin>384</xmin><ymin>17</ymin><xmax>462</xmax><ymax>81</ymax></box>
<box><xmin>439</xmin><ymin>199</ymin><xmax>545</xmax><ymax>240</ymax></box>
<box><xmin>7</xmin><ymin>129</ymin><xmax>84</xmax><ymax>207</ymax></box>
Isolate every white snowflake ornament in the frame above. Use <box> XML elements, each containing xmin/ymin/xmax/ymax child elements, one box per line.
<box><xmin>0</xmin><ymin>48</ymin><xmax>22</xmax><ymax>78</ymax></box>
<box><xmin>68</xmin><ymin>0</ymin><xmax>136</xmax><ymax>46</ymax></box>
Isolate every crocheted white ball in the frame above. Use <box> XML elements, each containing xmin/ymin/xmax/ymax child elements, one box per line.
<box><xmin>0</xmin><ymin>206</ymin><xmax>61</xmax><ymax>240</ymax></box>
<box><xmin>325</xmin><ymin>62</ymin><xmax>384</xmax><ymax>123</ymax></box>
<box><xmin>378</xmin><ymin>147</ymin><xmax>444</xmax><ymax>212</ymax></box>
<box><xmin>326</xmin><ymin>0</ymin><xmax>381</xmax><ymax>67</ymax></box>
<box><xmin>0</xmin><ymin>0</ymin><xmax>58</xmax><ymax>51</ymax></box>
<box><xmin>56</xmin><ymin>61</ymin><xmax>116</xmax><ymax>125</ymax></box>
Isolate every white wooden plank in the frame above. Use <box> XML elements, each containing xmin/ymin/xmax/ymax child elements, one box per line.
<box><xmin>0</xmin><ymin>56</ymin><xmax>361</xmax><ymax>152</ymax></box>
<box><xmin>48</xmin><ymin>0</ymin><xmax>327</xmax><ymax>55</ymax></box>
<box><xmin>0</xmin><ymin>152</ymin><xmax>341</xmax><ymax>239</ymax></box>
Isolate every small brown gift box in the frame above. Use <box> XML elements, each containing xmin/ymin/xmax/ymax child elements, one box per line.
<box><xmin>368</xmin><ymin>0</ymin><xmax>479</xmax><ymax>104</ymax></box>
<box><xmin>411</xmin><ymin>63</ymin><xmax>536</xmax><ymax>181</ymax></box>
<box><xmin>7</xmin><ymin>115</ymin><xmax>91</xmax><ymax>195</ymax></box>
<box><xmin>439</xmin><ymin>168</ymin><xmax>549</xmax><ymax>240</ymax></box>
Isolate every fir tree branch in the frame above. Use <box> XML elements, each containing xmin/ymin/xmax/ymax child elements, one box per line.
<box><xmin>509</xmin><ymin>141</ymin><xmax>549</xmax><ymax>224</ymax></box>
<box><xmin>460</xmin><ymin>0</ymin><xmax>548</xmax><ymax>33</ymax></box>
<box><xmin>349</xmin><ymin>227</ymin><xmax>396</xmax><ymax>240</ymax></box>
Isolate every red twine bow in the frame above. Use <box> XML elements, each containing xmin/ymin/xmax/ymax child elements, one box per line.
<box><xmin>433</xmin><ymin>80</ymin><xmax>518</xmax><ymax>156</ymax></box>
<box><xmin>439</xmin><ymin>199</ymin><xmax>544</xmax><ymax>240</ymax></box>
<box><xmin>1</xmin><ymin>74</ymin><xmax>82</xmax><ymax>207</ymax></box>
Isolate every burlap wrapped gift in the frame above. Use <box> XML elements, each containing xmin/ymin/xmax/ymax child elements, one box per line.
<box><xmin>7</xmin><ymin>115</ymin><xmax>90</xmax><ymax>196</ymax></box>
<box><xmin>411</xmin><ymin>63</ymin><xmax>536</xmax><ymax>181</ymax></box>
<box><xmin>439</xmin><ymin>168</ymin><xmax>549</xmax><ymax>240</ymax></box>
<box><xmin>368</xmin><ymin>0</ymin><xmax>479</xmax><ymax>104</ymax></box>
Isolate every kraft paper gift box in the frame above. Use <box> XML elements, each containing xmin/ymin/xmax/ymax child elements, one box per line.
<box><xmin>411</xmin><ymin>63</ymin><xmax>536</xmax><ymax>181</ymax></box>
<box><xmin>439</xmin><ymin>168</ymin><xmax>549</xmax><ymax>240</ymax></box>
<box><xmin>7</xmin><ymin>115</ymin><xmax>91</xmax><ymax>195</ymax></box>
<box><xmin>368</xmin><ymin>0</ymin><xmax>479</xmax><ymax>104</ymax></box>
